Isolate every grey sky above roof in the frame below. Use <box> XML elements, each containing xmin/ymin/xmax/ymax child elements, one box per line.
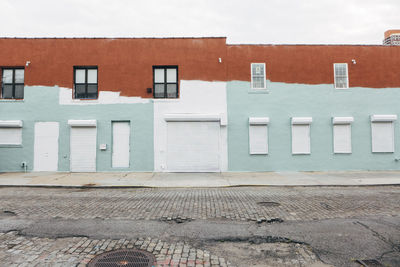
<box><xmin>1</xmin><ymin>0</ymin><xmax>399</xmax><ymax>44</ymax></box>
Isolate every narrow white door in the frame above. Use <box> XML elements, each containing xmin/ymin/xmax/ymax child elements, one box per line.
<box><xmin>34</xmin><ymin>122</ymin><xmax>59</xmax><ymax>171</ymax></box>
<box><xmin>167</xmin><ymin>121</ymin><xmax>220</xmax><ymax>172</ymax></box>
<box><xmin>112</xmin><ymin>122</ymin><xmax>130</xmax><ymax>168</ymax></box>
<box><xmin>70</xmin><ymin>126</ymin><xmax>97</xmax><ymax>172</ymax></box>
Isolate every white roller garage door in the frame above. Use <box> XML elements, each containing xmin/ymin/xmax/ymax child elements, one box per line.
<box><xmin>70</xmin><ymin>126</ymin><xmax>97</xmax><ymax>172</ymax></box>
<box><xmin>167</xmin><ymin>121</ymin><xmax>220</xmax><ymax>172</ymax></box>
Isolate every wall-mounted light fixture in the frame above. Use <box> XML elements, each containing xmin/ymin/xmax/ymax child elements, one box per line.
<box><xmin>25</xmin><ymin>61</ymin><xmax>31</xmax><ymax>67</ymax></box>
<box><xmin>218</xmin><ymin>58</ymin><xmax>222</xmax><ymax>63</ymax></box>
<box><xmin>351</xmin><ymin>59</ymin><xmax>356</xmax><ymax>64</ymax></box>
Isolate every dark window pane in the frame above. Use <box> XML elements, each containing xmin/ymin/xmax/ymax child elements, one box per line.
<box><xmin>14</xmin><ymin>85</ymin><xmax>24</xmax><ymax>99</ymax></box>
<box><xmin>2</xmin><ymin>85</ymin><xmax>13</xmax><ymax>99</ymax></box>
<box><xmin>75</xmin><ymin>84</ymin><xmax>86</xmax><ymax>98</ymax></box>
<box><xmin>166</xmin><ymin>84</ymin><xmax>177</xmax><ymax>98</ymax></box>
<box><xmin>154</xmin><ymin>84</ymin><xmax>165</xmax><ymax>98</ymax></box>
<box><xmin>87</xmin><ymin>84</ymin><xmax>98</xmax><ymax>99</ymax></box>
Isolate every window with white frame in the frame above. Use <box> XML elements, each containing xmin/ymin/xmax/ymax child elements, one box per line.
<box><xmin>334</xmin><ymin>63</ymin><xmax>349</xmax><ymax>89</ymax></box>
<box><xmin>249</xmin><ymin>117</ymin><xmax>269</xmax><ymax>154</ymax></box>
<box><xmin>0</xmin><ymin>120</ymin><xmax>23</xmax><ymax>145</ymax></box>
<box><xmin>251</xmin><ymin>63</ymin><xmax>266</xmax><ymax>89</ymax></box>
<box><xmin>332</xmin><ymin>117</ymin><xmax>353</xmax><ymax>154</ymax></box>
<box><xmin>291</xmin><ymin>117</ymin><xmax>312</xmax><ymax>154</ymax></box>
<box><xmin>371</xmin><ymin>115</ymin><xmax>397</xmax><ymax>153</ymax></box>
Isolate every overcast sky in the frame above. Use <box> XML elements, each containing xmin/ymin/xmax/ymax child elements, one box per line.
<box><xmin>1</xmin><ymin>0</ymin><xmax>399</xmax><ymax>44</ymax></box>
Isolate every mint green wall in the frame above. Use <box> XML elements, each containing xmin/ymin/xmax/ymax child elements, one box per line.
<box><xmin>228</xmin><ymin>81</ymin><xmax>400</xmax><ymax>171</ymax></box>
<box><xmin>0</xmin><ymin>86</ymin><xmax>153</xmax><ymax>172</ymax></box>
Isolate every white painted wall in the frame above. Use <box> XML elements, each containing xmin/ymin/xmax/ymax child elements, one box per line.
<box><xmin>153</xmin><ymin>80</ymin><xmax>228</xmax><ymax>172</ymax></box>
<box><xmin>59</xmin><ymin>87</ymin><xmax>150</xmax><ymax>105</ymax></box>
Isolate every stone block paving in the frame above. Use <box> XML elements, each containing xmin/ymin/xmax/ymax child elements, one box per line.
<box><xmin>0</xmin><ymin>231</ymin><xmax>233</xmax><ymax>267</ymax></box>
<box><xmin>0</xmin><ymin>186</ymin><xmax>398</xmax><ymax>222</ymax></box>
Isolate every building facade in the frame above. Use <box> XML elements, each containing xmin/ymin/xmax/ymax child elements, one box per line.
<box><xmin>1</xmin><ymin>37</ymin><xmax>400</xmax><ymax>172</ymax></box>
<box><xmin>383</xmin><ymin>29</ymin><xmax>400</xmax><ymax>46</ymax></box>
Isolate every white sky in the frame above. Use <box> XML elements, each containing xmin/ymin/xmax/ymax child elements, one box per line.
<box><xmin>1</xmin><ymin>0</ymin><xmax>399</xmax><ymax>44</ymax></box>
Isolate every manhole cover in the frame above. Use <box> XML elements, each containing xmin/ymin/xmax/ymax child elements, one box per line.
<box><xmin>257</xmin><ymin>201</ymin><xmax>280</xmax><ymax>207</ymax></box>
<box><xmin>88</xmin><ymin>249</ymin><xmax>155</xmax><ymax>267</ymax></box>
<box><xmin>356</xmin><ymin>259</ymin><xmax>384</xmax><ymax>267</ymax></box>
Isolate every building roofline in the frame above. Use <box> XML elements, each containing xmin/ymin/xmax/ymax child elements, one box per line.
<box><xmin>0</xmin><ymin>36</ymin><xmax>227</xmax><ymax>40</ymax></box>
<box><xmin>227</xmin><ymin>43</ymin><xmax>388</xmax><ymax>47</ymax></box>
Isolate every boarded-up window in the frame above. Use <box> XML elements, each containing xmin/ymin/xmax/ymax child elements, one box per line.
<box><xmin>333</xmin><ymin>117</ymin><xmax>353</xmax><ymax>154</ymax></box>
<box><xmin>249</xmin><ymin>117</ymin><xmax>269</xmax><ymax>154</ymax></box>
<box><xmin>371</xmin><ymin>115</ymin><xmax>396</xmax><ymax>153</ymax></box>
<box><xmin>0</xmin><ymin>120</ymin><xmax>23</xmax><ymax>145</ymax></box>
<box><xmin>292</xmin><ymin>117</ymin><xmax>312</xmax><ymax>154</ymax></box>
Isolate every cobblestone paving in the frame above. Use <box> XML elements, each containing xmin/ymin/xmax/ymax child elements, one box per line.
<box><xmin>0</xmin><ymin>231</ymin><xmax>326</xmax><ymax>267</ymax></box>
<box><xmin>0</xmin><ymin>231</ymin><xmax>233</xmax><ymax>267</ymax></box>
<box><xmin>0</xmin><ymin>186</ymin><xmax>398</xmax><ymax>222</ymax></box>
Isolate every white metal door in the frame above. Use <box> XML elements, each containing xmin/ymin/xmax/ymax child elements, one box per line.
<box><xmin>34</xmin><ymin>122</ymin><xmax>59</xmax><ymax>171</ymax></box>
<box><xmin>112</xmin><ymin>122</ymin><xmax>130</xmax><ymax>168</ymax></box>
<box><xmin>70</xmin><ymin>126</ymin><xmax>97</xmax><ymax>172</ymax></box>
<box><xmin>167</xmin><ymin>121</ymin><xmax>220</xmax><ymax>172</ymax></box>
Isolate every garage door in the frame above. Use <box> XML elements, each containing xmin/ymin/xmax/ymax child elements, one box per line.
<box><xmin>70</xmin><ymin>126</ymin><xmax>97</xmax><ymax>172</ymax></box>
<box><xmin>167</xmin><ymin>121</ymin><xmax>220</xmax><ymax>172</ymax></box>
<box><xmin>34</xmin><ymin>122</ymin><xmax>59</xmax><ymax>171</ymax></box>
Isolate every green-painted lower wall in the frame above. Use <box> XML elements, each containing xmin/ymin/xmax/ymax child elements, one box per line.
<box><xmin>227</xmin><ymin>81</ymin><xmax>400</xmax><ymax>171</ymax></box>
<box><xmin>0</xmin><ymin>86</ymin><xmax>153</xmax><ymax>172</ymax></box>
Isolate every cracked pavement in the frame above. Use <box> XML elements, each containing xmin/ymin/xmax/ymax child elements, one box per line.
<box><xmin>0</xmin><ymin>186</ymin><xmax>399</xmax><ymax>266</ymax></box>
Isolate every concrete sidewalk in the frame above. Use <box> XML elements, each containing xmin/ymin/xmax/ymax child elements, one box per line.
<box><xmin>0</xmin><ymin>171</ymin><xmax>400</xmax><ymax>187</ymax></box>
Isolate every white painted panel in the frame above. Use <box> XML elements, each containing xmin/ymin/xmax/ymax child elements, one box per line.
<box><xmin>70</xmin><ymin>127</ymin><xmax>97</xmax><ymax>172</ymax></box>
<box><xmin>154</xmin><ymin>81</ymin><xmax>228</xmax><ymax>172</ymax></box>
<box><xmin>333</xmin><ymin>124</ymin><xmax>351</xmax><ymax>153</ymax></box>
<box><xmin>371</xmin><ymin>122</ymin><xmax>394</xmax><ymax>153</ymax></box>
<box><xmin>34</xmin><ymin>122</ymin><xmax>59</xmax><ymax>171</ymax></box>
<box><xmin>167</xmin><ymin>121</ymin><xmax>220</xmax><ymax>172</ymax></box>
<box><xmin>0</xmin><ymin>128</ymin><xmax>22</xmax><ymax>145</ymax></box>
<box><xmin>249</xmin><ymin>125</ymin><xmax>268</xmax><ymax>154</ymax></box>
<box><xmin>292</xmin><ymin>124</ymin><xmax>310</xmax><ymax>154</ymax></box>
<box><xmin>112</xmin><ymin>122</ymin><xmax>130</xmax><ymax>168</ymax></box>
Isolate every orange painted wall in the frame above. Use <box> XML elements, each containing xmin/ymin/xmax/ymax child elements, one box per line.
<box><xmin>1</xmin><ymin>38</ymin><xmax>400</xmax><ymax>96</ymax></box>
<box><xmin>227</xmin><ymin>45</ymin><xmax>400</xmax><ymax>88</ymax></box>
<box><xmin>0</xmin><ymin>38</ymin><xmax>227</xmax><ymax>97</ymax></box>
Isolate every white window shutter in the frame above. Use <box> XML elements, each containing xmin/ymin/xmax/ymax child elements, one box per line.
<box><xmin>291</xmin><ymin>117</ymin><xmax>312</xmax><ymax>154</ymax></box>
<box><xmin>371</xmin><ymin>115</ymin><xmax>396</xmax><ymax>153</ymax></box>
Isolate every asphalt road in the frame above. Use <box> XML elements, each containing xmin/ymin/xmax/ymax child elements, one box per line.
<box><xmin>0</xmin><ymin>186</ymin><xmax>399</xmax><ymax>266</ymax></box>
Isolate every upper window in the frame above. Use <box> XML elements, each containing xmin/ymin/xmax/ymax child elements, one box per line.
<box><xmin>1</xmin><ymin>68</ymin><xmax>24</xmax><ymax>99</ymax></box>
<box><xmin>153</xmin><ymin>66</ymin><xmax>178</xmax><ymax>98</ymax></box>
<box><xmin>333</xmin><ymin>63</ymin><xmax>349</xmax><ymax>89</ymax></box>
<box><xmin>251</xmin><ymin>63</ymin><xmax>266</xmax><ymax>89</ymax></box>
<box><xmin>74</xmin><ymin>67</ymin><xmax>98</xmax><ymax>99</ymax></box>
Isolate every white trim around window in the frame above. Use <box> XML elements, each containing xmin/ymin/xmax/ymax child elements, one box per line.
<box><xmin>251</xmin><ymin>63</ymin><xmax>267</xmax><ymax>90</ymax></box>
<box><xmin>333</xmin><ymin>63</ymin><xmax>349</xmax><ymax>89</ymax></box>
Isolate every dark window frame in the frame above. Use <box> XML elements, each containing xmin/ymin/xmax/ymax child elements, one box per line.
<box><xmin>153</xmin><ymin>66</ymin><xmax>178</xmax><ymax>98</ymax></box>
<box><xmin>1</xmin><ymin>67</ymin><xmax>25</xmax><ymax>99</ymax></box>
<box><xmin>73</xmin><ymin>66</ymin><xmax>98</xmax><ymax>99</ymax></box>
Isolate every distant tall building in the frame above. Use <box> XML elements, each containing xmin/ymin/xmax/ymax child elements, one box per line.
<box><xmin>383</xmin><ymin>30</ymin><xmax>400</xmax><ymax>45</ymax></box>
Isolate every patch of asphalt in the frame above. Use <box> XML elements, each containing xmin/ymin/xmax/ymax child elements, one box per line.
<box><xmin>1</xmin><ymin>216</ymin><xmax>399</xmax><ymax>267</ymax></box>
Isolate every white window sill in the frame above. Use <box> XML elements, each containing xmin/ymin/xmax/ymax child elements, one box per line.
<box><xmin>0</xmin><ymin>99</ymin><xmax>24</xmax><ymax>102</ymax></box>
<box><xmin>0</xmin><ymin>144</ymin><xmax>23</xmax><ymax>148</ymax></box>
<box><xmin>152</xmin><ymin>98</ymin><xmax>180</xmax><ymax>103</ymax></box>
<box><xmin>248</xmin><ymin>88</ymin><xmax>269</xmax><ymax>94</ymax></box>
